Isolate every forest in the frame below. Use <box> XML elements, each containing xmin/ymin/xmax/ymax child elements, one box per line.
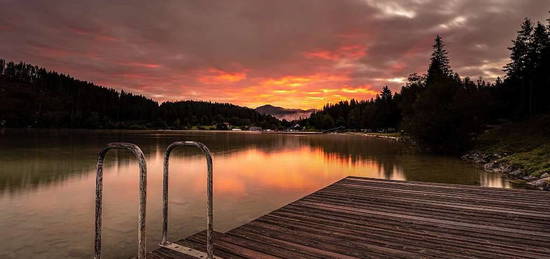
<box><xmin>0</xmin><ymin>63</ymin><xmax>281</xmax><ymax>129</ymax></box>
<box><xmin>303</xmin><ymin>15</ymin><xmax>550</xmax><ymax>153</ymax></box>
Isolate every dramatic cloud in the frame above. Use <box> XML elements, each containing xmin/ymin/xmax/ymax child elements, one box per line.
<box><xmin>0</xmin><ymin>0</ymin><xmax>548</xmax><ymax>109</ymax></box>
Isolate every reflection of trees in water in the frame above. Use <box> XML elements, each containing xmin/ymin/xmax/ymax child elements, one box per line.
<box><xmin>305</xmin><ymin>136</ymin><xmax>405</xmax><ymax>180</ymax></box>
<box><xmin>0</xmin><ymin>130</ymin><xmax>148</xmax><ymax>193</ymax></box>
<box><xmin>0</xmin><ymin>130</ymin><xmax>503</xmax><ymax>192</ymax></box>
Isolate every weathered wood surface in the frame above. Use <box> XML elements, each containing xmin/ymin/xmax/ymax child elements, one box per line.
<box><xmin>150</xmin><ymin>176</ymin><xmax>550</xmax><ymax>258</ymax></box>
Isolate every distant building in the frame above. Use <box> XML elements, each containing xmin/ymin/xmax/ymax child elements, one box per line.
<box><xmin>232</xmin><ymin>128</ymin><xmax>242</xmax><ymax>131</ymax></box>
<box><xmin>291</xmin><ymin>123</ymin><xmax>304</xmax><ymax>131</ymax></box>
<box><xmin>249</xmin><ymin>126</ymin><xmax>262</xmax><ymax>131</ymax></box>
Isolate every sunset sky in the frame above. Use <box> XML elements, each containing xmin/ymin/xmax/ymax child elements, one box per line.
<box><xmin>1</xmin><ymin>0</ymin><xmax>549</xmax><ymax>109</ymax></box>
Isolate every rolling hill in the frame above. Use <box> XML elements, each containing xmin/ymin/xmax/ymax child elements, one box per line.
<box><xmin>255</xmin><ymin>104</ymin><xmax>315</xmax><ymax>121</ymax></box>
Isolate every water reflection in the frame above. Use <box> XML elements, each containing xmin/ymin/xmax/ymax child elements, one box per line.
<box><xmin>479</xmin><ymin>171</ymin><xmax>511</xmax><ymax>188</ymax></box>
<box><xmin>0</xmin><ymin>130</ymin><xmax>509</xmax><ymax>258</ymax></box>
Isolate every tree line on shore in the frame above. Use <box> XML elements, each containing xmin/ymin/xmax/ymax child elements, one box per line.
<box><xmin>302</xmin><ymin>15</ymin><xmax>550</xmax><ymax>153</ymax></box>
<box><xmin>0</xmin><ymin>62</ymin><xmax>282</xmax><ymax>129</ymax></box>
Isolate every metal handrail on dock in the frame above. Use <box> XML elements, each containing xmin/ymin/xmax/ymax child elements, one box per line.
<box><xmin>160</xmin><ymin>141</ymin><xmax>216</xmax><ymax>259</ymax></box>
<box><xmin>94</xmin><ymin>143</ymin><xmax>148</xmax><ymax>259</ymax></box>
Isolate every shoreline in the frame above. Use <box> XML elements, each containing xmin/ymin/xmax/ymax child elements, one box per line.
<box><xmin>342</xmin><ymin>132</ymin><xmax>402</xmax><ymax>141</ymax></box>
<box><xmin>462</xmin><ymin>151</ymin><xmax>550</xmax><ymax>190</ymax></box>
<box><xmin>461</xmin><ymin>116</ymin><xmax>550</xmax><ymax>191</ymax></box>
<box><xmin>345</xmin><ymin>130</ymin><xmax>550</xmax><ymax>191</ymax></box>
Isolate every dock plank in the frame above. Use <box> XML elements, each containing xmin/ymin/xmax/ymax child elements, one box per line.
<box><xmin>149</xmin><ymin>176</ymin><xmax>550</xmax><ymax>258</ymax></box>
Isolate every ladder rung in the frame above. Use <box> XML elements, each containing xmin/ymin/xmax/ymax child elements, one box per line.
<box><xmin>160</xmin><ymin>242</ymin><xmax>221</xmax><ymax>259</ymax></box>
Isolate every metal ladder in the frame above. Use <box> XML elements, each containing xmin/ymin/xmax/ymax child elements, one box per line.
<box><xmin>93</xmin><ymin>141</ymin><xmax>216</xmax><ymax>259</ymax></box>
<box><xmin>159</xmin><ymin>141</ymin><xmax>217</xmax><ymax>259</ymax></box>
<box><xmin>94</xmin><ymin>143</ymin><xmax>147</xmax><ymax>259</ymax></box>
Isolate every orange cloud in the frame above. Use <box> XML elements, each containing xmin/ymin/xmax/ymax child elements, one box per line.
<box><xmin>304</xmin><ymin>44</ymin><xmax>366</xmax><ymax>61</ymax></box>
<box><xmin>146</xmin><ymin>70</ymin><xmax>380</xmax><ymax>110</ymax></box>
<box><xmin>198</xmin><ymin>68</ymin><xmax>247</xmax><ymax>84</ymax></box>
<box><xmin>262</xmin><ymin>76</ymin><xmax>314</xmax><ymax>87</ymax></box>
<box><xmin>260</xmin><ymin>74</ymin><xmax>348</xmax><ymax>88</ymax></box>
<box><xmin>233</xmin><ymin>78</ymin><xmax>379</xmax><ymax>109</ymax></box>
<box><xmin>341</xmin><ymin>87</ymin><xmax>377</xmax><ymax>94</ymax></box>
<box><xmin>273</xmin><ymin>89</ymin><xmax>297</xmax><ymax>94</ymax></box>
<box><xmin>304</xmin><ymin>50</ymin><xmax>338</xmax><ymax>60</ymax></box>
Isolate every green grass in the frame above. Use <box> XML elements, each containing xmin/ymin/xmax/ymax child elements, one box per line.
<box><xmin>474</xmin><ymin>115</ymin><xmax>550</xmax><ymax>177</ymax></box>
<box><xmin>503</xmin><ymin>144</ymin><xmax>550</xmax><ymax>177</ymax></box>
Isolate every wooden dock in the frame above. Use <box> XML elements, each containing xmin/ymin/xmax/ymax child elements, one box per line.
<box><xmin>150</xmin><ymin>176</ymin><xmax>550</xmax><ymax>258</ymax></box>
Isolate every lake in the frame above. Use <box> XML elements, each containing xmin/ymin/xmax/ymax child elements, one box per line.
<box><xmin>0</xmin><ymin>129</ymin><xmax>510</xmax><ymax>258</ymax></box>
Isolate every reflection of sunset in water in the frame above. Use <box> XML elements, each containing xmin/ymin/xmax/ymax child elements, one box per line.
<box><xmin>176</xmin><ymin>146</ymin><xmax>407</xmax><ymax>199</ymax></box>
<box><xmin>0</xmin><ymin>131</ymin><xmax>511</xmax><ymax>258</ymax></box>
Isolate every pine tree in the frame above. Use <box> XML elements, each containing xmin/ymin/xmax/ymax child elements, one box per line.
<box><xmin>503</xmin><ymin>18</ymin><xmax>535</xmax><ymax>117</ymax></box>
<box><xmin>427</xmin><ymin>35</ymin><xmax>452</xmax><ymax>84</ymax></box>
<box><xmin>526</xmin><ymin>22</ymin><xmax>549</xmax><ymax>115</ymax></box>
<box><xmin>380</xmin><ymin>86</ymin><xmax>392</xmax><ymax>101</ymax></box>
<box><xmin>505</xmin><ymin>18</ymin><xmax>533</xmax><ymax>80</ymax></box>
<box><xmin>528</xmin><ymin>23</ymin><xmax>548</xmax><ymax>70</ymax></box>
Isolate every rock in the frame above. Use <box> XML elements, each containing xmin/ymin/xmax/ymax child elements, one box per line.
<box><xmin>462</xmin><ymin>151</ymin><xmax>491</xmax><ymax>164</ymax></box>
<box><xmin>529</xmin><ymin>177</ymin><xmax>550</xmax><ymax>191</ymax></box>
<box><xmin>483</xmin><ymin>162</ymin><xmax>495</xmax><ymax>171</ymax></box>
<box><xmin>482</xmin><ymin>160</ymin><xmax>514</xmax><ymax>174</ymax></box>
<box><xmin>509</xmin><ymin>179</ymin><xmax>527</xmax><ymax>185</ymax></box>
<box><xmin>523</xmin><ymin>175</ymin><xmax>538</xmax><ymax>181</ymax></box>
<box><xmin>509</xmin><ymin>169</ymin><xmax>524</xmax><ymax>177</ymax></box>
<box><xmin>499</xmin><ymin>163</ymin><xmax>514</xmax><ymax>173</ymax></box>
<box><xmin>541</xmin><ymin>173</ymin><xmax>550</xmax><ymax>178</ymax></box>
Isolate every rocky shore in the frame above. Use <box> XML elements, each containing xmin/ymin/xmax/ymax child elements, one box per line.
<box><xmin>462</xmin><ymin>151</ymin><xmax>550</xmax><ymax>191</ymax></box>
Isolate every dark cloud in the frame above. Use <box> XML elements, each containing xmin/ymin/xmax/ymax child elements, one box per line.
<box><xmin>0</xmin><ymin>0</ymin><xmax>548</xmax><ymax>108</ymax></box>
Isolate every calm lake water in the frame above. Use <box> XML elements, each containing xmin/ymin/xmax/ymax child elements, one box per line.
<box><xmin>0</xmin><ymin>129</ymin><xmax>510</xmax><ymax>258</ymax></box>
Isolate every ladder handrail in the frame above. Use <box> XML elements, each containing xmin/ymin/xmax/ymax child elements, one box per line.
<box><xmin>94</xmin><ymin>143</ymin><xmax>147</xmax><ymax>259</ymax></box>
<box><xmin>162</xmin><ymin>141</ymin><xmax>214</xmax><ymax>259</ymax></box>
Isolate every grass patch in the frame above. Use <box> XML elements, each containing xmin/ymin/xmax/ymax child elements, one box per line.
<box><xmin>474</xmin><ymin>115</ymin><xmax>550</xmax><ymax>177</ymax></box>
<box><xmin>502</xmin><ymin>144</ymin><xmax>550</xmax><ymax>176</ymax></box>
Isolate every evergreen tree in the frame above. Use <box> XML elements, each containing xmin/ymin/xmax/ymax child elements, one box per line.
<box><xmin>503</xmin><ymin>18</ymin><xmax>534</xmax><ymax>118</ymax></box>
<box><xmin>505</xmin><ymin>19</ymin><xmax>533</xmax><ymax>80</ymax></box>
<box><xmin>380</xmin><ymin>86</ymin><xmax>392</xmax><ymax>101</ymax></box>
<box><xmin>527</xmin><ymin>22</ymin><xmax>549</xmax><ymax>115</ymax></box>
<box><xmin>426</xmin><ymin>35</ymin><xmax>452</xmax><ymax>84</ymax></box>
<box><xmin>529</xmin><ymin>22</ymin><xmax>548</xmax><ymax>66</ymax></box>
<box><xmin>402</xmin><ymin>35</ymin><xmax>481</xmax><ymax>153</ymax></box>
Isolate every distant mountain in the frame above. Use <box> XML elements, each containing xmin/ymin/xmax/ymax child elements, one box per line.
<box><xmin>255</xmin><ymin>104</ymin><xmax>316</xmax><ymax>121</ymax></box>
